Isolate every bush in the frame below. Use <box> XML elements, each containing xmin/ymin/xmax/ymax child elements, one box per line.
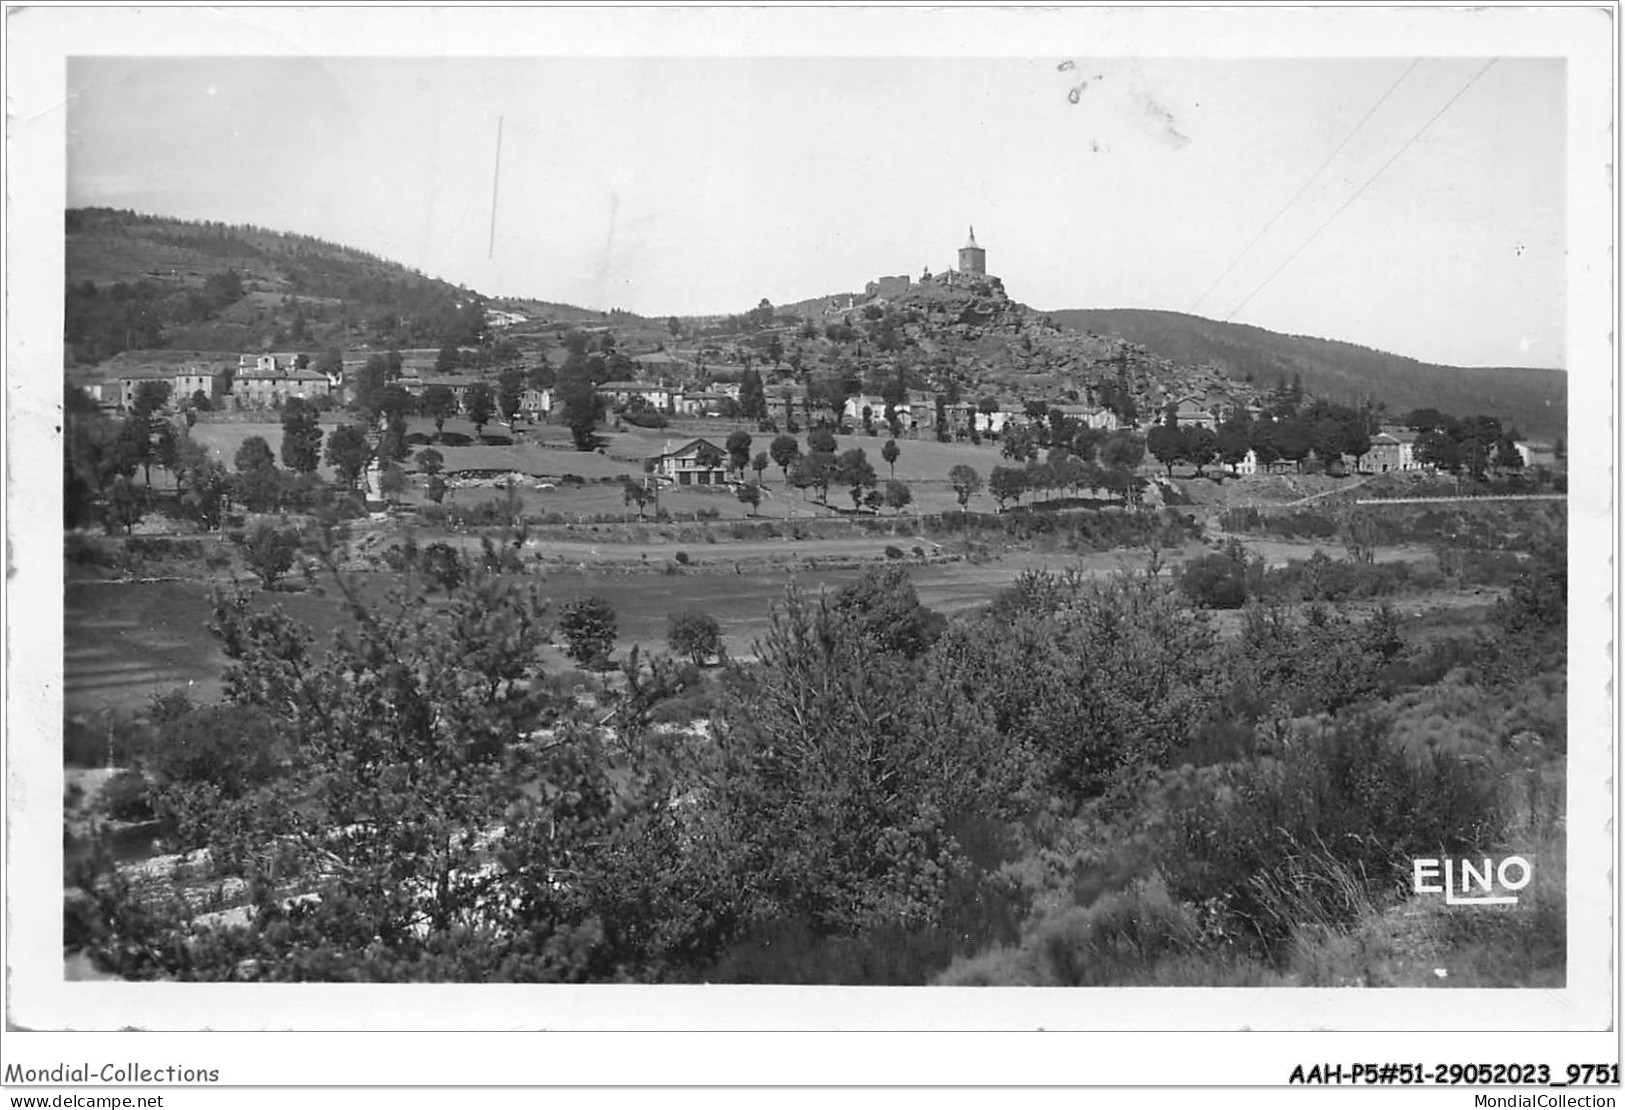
<box><xmin>883</xmin><ymin>545</ymin><xmax>905</xmax><ymax>560</ymax></box>
<box><xmin>1155</xmin><ymin>713</ymin><xmax>1507</xmax><ymax>954</ymax></box>
<box><xmin>674</xmin><ymin>550</ymin><xmax>690</xmax><ymax>565</ymax></box>
<box><xmin>98</xmin><ymin>770</ymin><xmax>154</xmax><ymax>822</ymax></box>
<box><xmin>1178</xmin><ymin>552</ymin><xmax>1248</xmax><ymax>609</ymax></box>
<box><xmin>558</xmin><ymin>596</ymin><xmax>619</xmax><ymax>670</ymax></box>
<box><xmin>667</xmin><ymin>609</ymin><xmax>723</xmax><ymax>666</ymax></box>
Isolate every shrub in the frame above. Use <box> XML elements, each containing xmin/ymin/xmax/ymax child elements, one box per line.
<box><xmin>883</xmin><ymin>545</ymin><xmax>905</xmax><ymax>560</ymax></box>
<box><xmin>558</xmin><ymin>596</ymin><xmax>619</xmax><ymax>670</ymax></box>
<box><xmin>240</xmin><ymin>519</ymin><xmax>301</xmax><ymax>589</ymax></box>
<box><xmin>1178</xmin><ymin>552</ymin><xmax>1248</xmax><ymax>609</ymax></box>
<box><xmin>1155</xmin><ymin>713</ymin><xmax>1507</xmax><ymax>954</ymax></box>
<box><xmin>667</xmin><ymin>609</ymin><xmax>723</xmax><ymax>666</ymax></box>
<box><xmin>98</xmin><ymin>770</ymin><xmax>154</xmax><ymax>822</ymax></box>
<box><xmin>674</xmin><ymin>550</ymin><xmax>690</xmax><ymax>565</ymax></box>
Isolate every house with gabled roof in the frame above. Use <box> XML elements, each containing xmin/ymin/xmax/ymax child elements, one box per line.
<box><xmin>648</xmin><ymin>437</ymin><xmax>732</xmax><ymax>486</ymax></box>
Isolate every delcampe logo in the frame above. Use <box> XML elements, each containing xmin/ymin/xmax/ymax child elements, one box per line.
<box><xmin>1412</xmin><ymin>856</ymin><xmax>1532</xmax><ymax>905</ymax></box>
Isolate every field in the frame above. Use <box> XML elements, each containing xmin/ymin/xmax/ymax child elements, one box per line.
<box><xmin>62</xmin><ymin>539</ymin><xmax>1187</xmax><ymax>719</ymax></box>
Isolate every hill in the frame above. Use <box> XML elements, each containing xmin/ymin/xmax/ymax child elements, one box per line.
<box><xmin>1047</xmin><ymin>308</ymin><xmax>1566</xmax><ymax>442</ymax></box>
<box><xmin>64</xmin><ymin>209</ymin><xmax>612</xmax><ymax>367</ymax></box>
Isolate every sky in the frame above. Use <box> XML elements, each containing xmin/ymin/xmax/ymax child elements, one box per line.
<box><xmin>64</xmin><ymin>32</ymin><xmax>1569</xmax><ymax>369</ymax></box>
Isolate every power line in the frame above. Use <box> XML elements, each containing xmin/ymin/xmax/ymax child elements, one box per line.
<box><xmin>1224</xmin><ymin>57</ymin><xmax>1500</xmax><ymax>324</ymax></box>
<box><xmin>1189</xmin><ymin>58</ymin><xmax>1421</xmax><ymax>315</ymax></box>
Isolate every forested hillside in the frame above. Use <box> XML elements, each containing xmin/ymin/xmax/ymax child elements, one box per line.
<box><xmin>64</xmin><ymin>209</ymin><xmax>491</xmax><ymax>364</ymax></box>
<box><xmin>1049</xmin><ymin>308</ymin><xmax>1566</xmax><ymax>442</ymax></box>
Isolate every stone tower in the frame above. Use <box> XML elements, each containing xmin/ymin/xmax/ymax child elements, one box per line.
<box><xmin>957</xmin><ymin>226</ymin><xmax>986</xmax><ymax>276</ymax></box>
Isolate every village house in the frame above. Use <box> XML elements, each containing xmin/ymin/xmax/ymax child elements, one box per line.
<box><xmin>943</xmin><ymin>401</ymin><xmax>975</xmax><ymax>436</ymax></box>
<box><xmin>116</xmin><ymin>369</ymin><xmax>174</xmax><ymax>410</ymax></box>
<box><xmin>1052</xmin><ymin>403</ymin><xmax>1122</xmax><ymax>432</ymax></box>
<box><xmin>601</xmin><ymin>380</ymin><xmax>676</xmax><ymax>413</ymax></box>
<box><xmin>231</xmin><ymin>355</ymin><xmax>333</xmax><ymax>409</ymax></box>
<box><xmin>1233</xmin><ymin>448</ymin><xmax>1260</xmax><ymax>477</ymax></box>
<box><xmin>520</xmin><ymin>387</ymin><xmax>553</xmax><ymax>419</ymax></box>
<box><xmin>80</xmin><ymin>379</ymin><xmax>119</xmax><ymax>408</ymax></box>
<box><xmin>842</xmin><ymin>394</ymin><xmax>890</xmax><ymax>426</ymax></box>
<box><xmin>1172</xmin><ymin>399</ymin><xmax>1219</xmax><ymax>430</ymax></box>
<box><xmin>400</xmin><ymin>375</ymin><xmax>472</xmax><ymax>407</ymax></box>
<box><xmin>675</xmin><ymin>391</ymin><xmax>734</xmax><ymax>417</ymax></box>
<box><xmin>173</xmin><ymin>362</ymin><xmax>227</xmax><ymax>404</ymax></box>
<box><xmin>1514</xmin><ymin>441</ymin><xmax>1560</xmax><ymax>469</ymax></box>
<box><xmin>1367</xmin><ymin>429</ymin><xmax>1422</xmax><ymax>473</ymax></box>
<box><xmin>648</xmin><ymin>437</ymin><xmax>732</xmax><ymax>486</ymax></box>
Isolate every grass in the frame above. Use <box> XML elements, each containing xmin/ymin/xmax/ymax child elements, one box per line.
<box><xmin>63</xmin><ymin>552</ymin><xmax>1089</xmax><ymax>717</ymax></box>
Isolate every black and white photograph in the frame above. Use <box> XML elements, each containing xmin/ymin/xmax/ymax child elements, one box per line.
<box><xmin>4</xmin><ymin>2</ymin><xmax>1615</xmax><ymax>1087</ymax></box>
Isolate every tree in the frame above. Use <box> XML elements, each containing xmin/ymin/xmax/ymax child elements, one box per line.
<box><xmin>623</xmin><ymin>480</ymin><xmax>654</xmax><ymax>520</ymax></box>
<box><xmin>421</xmin><ymin>385</ymin><xmax>458</xmax><ymax>440</ymax></box>
<box><xmin>667</xmin><ymin>316</ymin><xmax>682</xmax><ymax>338</ymax></box>
<box><xmin>417</xmin><ymin>447</ymin><xmax>445</xmax><ymax>476</ymax></box>
<box><xmin>107</xmin><ymin>475</ymin><xmax>143</xmax><ymax>534</ymax></box>
<box><xmin>497</xmin><ymin>368</ymin><xmax>526</xmax><ymax>427</ymax></box>
<box><xmin>881</xmin><ymin>438</ymin><xmax>900</xmax><ymax>478</ymax></box>
<box><xmin>241</xmin><ymin>519</ymin><xmax>300</xmax><ymax>589</ymax></box>
<box><xmin>707</xmin><ymin>586</ymin><xmax>1019</xmax><ymax>940</ymax></box>
<box><xmin>1001</xmin><ymin>422</ymin><xmax>1038</xmax><ymax>463</ymax></box>
<box><xmin>770</xmin><ymin>434</ymin><xmax>801</xmax><ymax>482</ymax></box>
<box><xmin>1099</xmin><ymin>430</ymin><xmax>1145</xmax><ymax>475</ymax></box>
<box><xmin>1414</xmin><ymin>429</ymin><xmax>1459</xmax><ymax>474</ymax></box>
<box><xmin>1275</xmin><ymin>417</ymin><xmax>1313</xmax><ymax>473</ymax></box>
<box><xmin>1216</xmin><ymin>420</ymin><xmax>1251</xmax><ymax>475</ymax></box>
<box><xmin>736</xmin><ymin>481</ymin><xmax>763</xmax><ymax>517</ymax></box>
<box><xmin>559</xmin><ymin>596</ymin><xmax>618</xmax><ymax>670</ymax></box>
<box><xmin>463</xmin><ymin>383</ymin><xmax>496</xmax><ymax>438</ymax></box>
<box><xmin>750</xmin><ymin>450</ymin><xmax>769</xmax><ymax>486</ymax></box>
<box><xmin>435</xmin><ymin>343</ymin><xmax>460</xmax><ymax>373</ymax></box>
<box><xmin>1147</xmin><ymin>423</ymin><xmax>1184</xmax><ymax>478</ymax></box>
<box><xmin>280</xmin><ymin>397</ymin><xmax>324</xmax><ymax>474</ymax></box>
<box><xmin>884</xmin><ymin>479</ymin><xmax>913</xmax><ymax>515</ymax></box>
<box><xmin>1494</xmin><ymin>435</ymin><xmax>1525</xmax><ymax>472</ymax></box>
<box><xmin>667</xmin><ymin>610</ymin><xmax>723</xmax><ymax>666</ymax></box>
<box><xmin>174</xmin><ymin>441</ymin><xmax>231</xmax><ymax>529</ymax></box>
<box><xmin>557</xmin><ymin>366</ymin><xmax>604</xmax><ymax>452</ymax></box>
<box><xmin>355</xmin><ymin>354</ymin><xmax>390</xmax><ymax>416</ymax></box>
<box><xmin>988</xmin><ymin>465</ymin><xmax>1027</xmax><ymax>511</ymax></box>
<box><xmin>425</xmin><ymin>474</ymin><xmax>448</xmax><ymax>504</ymax></box>
<box><xmin>1184</xmin><ymin>426</ymin><xmax>1218</xmax><ymax>478</ymax></box>
<box><xmin>235</xmin><ymin>435</ymin><xmax>276</xmax><ymax>474</ymax></box>
<box><xmin>131</xmin><ymin>379</ymin><xmax>172</xmax><ymax>418</ymax></box>
<box><xmin>807</xmin><ymin>425</ymin><xmax>837</xmax><ymax>455</ymax></box>
<box><xmin>375</xmin><ymin>399</ymin><xmax>414</xmax><ymax>464</ymax></box>
<box><xmin>948</xmin><ymin>464</ymin><xmax>982</xmax><ymax>511</ymax></box>
<box><xmin>232</xmin><ymin>436</ymin><xmax>284</xmax><ymax>513</ymax></box>
<box><xmin>836</xmin><ymin>447</ymin><xmax>877</xmax><ymax>511</ymax></box>
<box><xmin>312</xmin><ymin>347</ymin><xmax>343</xmax><ymax>385</ymax></box>
<box><xmin>378</xmin><ymin>463</ymin><xmax>408</xmax><ymax>505</ymax></box>
<box><xmin>799</xmin><ymin>451</ymin><xmax>837</xmax><ymax>505</ymax></box>
<box><xmin>117</xmin><ymin>414</ymin><xmax>157</xmax><ymax>491</ymax></box>
<box><xmin>77</xmin><ymin>546</ymin><xmax>658</xmax><ymax>981</ymax></box>
<box><xmin>725</xmin><ymin>430</ymin><xmax>753</xmax><ymax>476</ymax></box>
<box><xmin>323</xmin><ymin>423</ymin><xmax>372</xmax><ymax>491</ymax></box>
<box><xmin>740</xmin><ymin>369</ymin><xmax>767</xmax><ymax>421</ymax></box>
<box><xmin>831</xmin><ymin>565</ymin><xmax>945</xmax><ymax>659</ymax></box>
<box><xmin>694</xmin><ymin>442</ymin><xmax>726</xmax><ymax>476</ymax></box>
